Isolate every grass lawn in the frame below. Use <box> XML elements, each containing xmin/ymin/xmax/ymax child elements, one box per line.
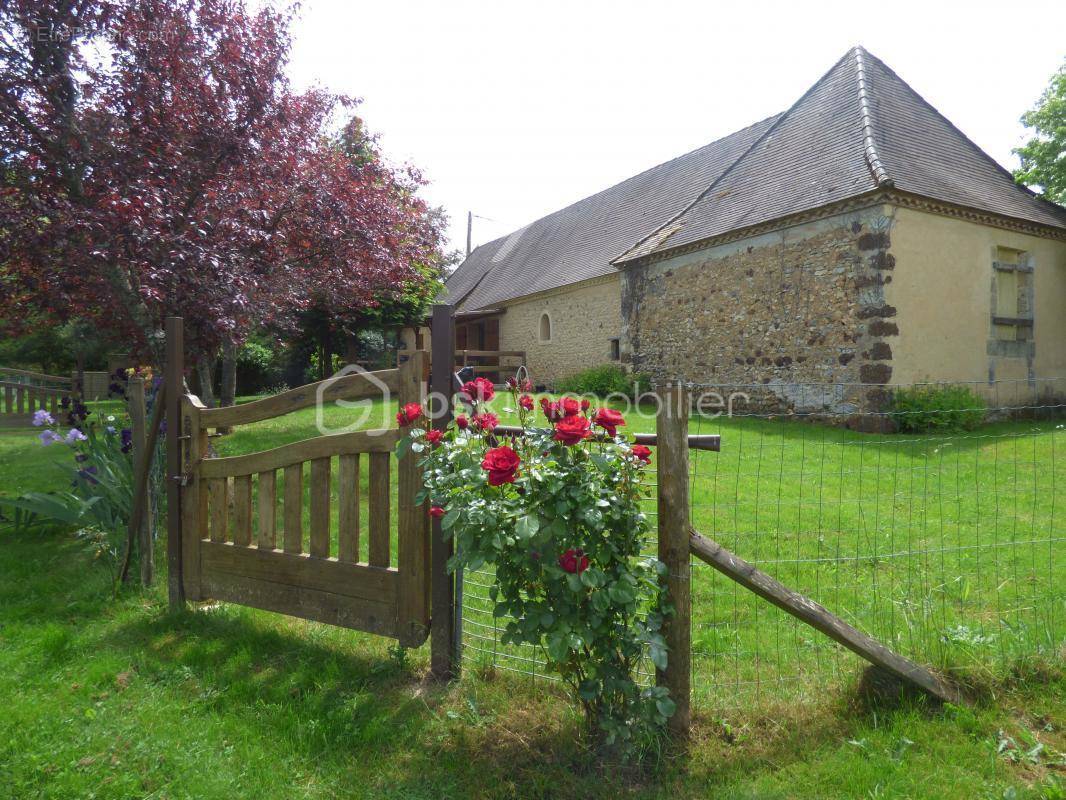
<box><xmin>0</xmin><ymin>394</ymin><xmax>1064</xmax><ymax>798</ymax></box>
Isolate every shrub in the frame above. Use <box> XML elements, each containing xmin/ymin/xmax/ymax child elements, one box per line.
<box><xmin>402</xmin><ymin>380</ymin><xmax>674</xmax><ymax>755</ymax></box>
<box><xmin>556</xmin><ymin>364</ymin><xmax>647</xmax><ymax>398</ymax></box>
<box><xmin>891</xmin><ymin>385</ymin><xmax>986</xmax><ymax>433</ymax></box>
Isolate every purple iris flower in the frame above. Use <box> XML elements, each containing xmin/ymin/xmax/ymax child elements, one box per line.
<box><xmin>39</xmin><ymin>430</ymin><xmax>63</xmax><ymax>447</ymax></box>
<box><xmin>121</xmin><ymin>428</ymin><xmax>134</xmax><ymax>454</ymax></box>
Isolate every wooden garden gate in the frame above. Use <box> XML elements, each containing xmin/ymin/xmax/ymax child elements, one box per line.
<box><xmin>172</xmin><ymin>337</ymin><xmax>431</xmax><ymax>648</ymax></box>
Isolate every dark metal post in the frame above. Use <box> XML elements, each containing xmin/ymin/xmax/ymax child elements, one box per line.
<box><xmin>430</xmin><ymin>303</ymin><xmax>458</xmax><ymax>678</ymax></box>
<box><xmin>165</xmin><ymin>317</ymin><xmax>185</xmax><ymax>610</ymax></box>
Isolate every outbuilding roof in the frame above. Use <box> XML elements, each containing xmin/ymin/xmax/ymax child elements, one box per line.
<box><xmin>445</xmin><ymin>47</ymin><xmax>1066</xmax><ymax>312</ymax></box>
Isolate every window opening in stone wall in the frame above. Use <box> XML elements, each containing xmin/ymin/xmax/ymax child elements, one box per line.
<box><xmin>539</xmin><ymin>313</ymin><xmax>552</xmax><ymax>342</ymax></box>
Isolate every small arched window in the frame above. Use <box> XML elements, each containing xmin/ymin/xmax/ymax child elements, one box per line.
<box><xmin>539</xmin><ymin>313</ymin><xmax>552</xmax><ymax>342</ymax></box>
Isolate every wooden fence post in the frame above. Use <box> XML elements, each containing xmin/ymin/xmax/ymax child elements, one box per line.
<box><xmin>128</xmin><ymin>377</ymin><xmax>155</xmax><ymax>586</ymax></box>
<box><xmin>397</xmin><ymin>350</ymin><xmax>431</xmax><ymax>647</ymax></box>
<box><xmin>657</xmin><ymin>382</ymin><xmax>691</xmax><ymax>735</ymax></box>
<box><xmin>430</xmin><ymin>303</ymin><xmax>458</xmax><ymax>679</ymax></box>
<box><xmin>165</xmin><ymin>317</ymin><xmax>185</xmax><ymax>610</ymax></box>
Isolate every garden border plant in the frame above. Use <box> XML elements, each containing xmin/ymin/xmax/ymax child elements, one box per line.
<box><xmin>399</xmin><ymin>375</ymin><xmax>675</xmax><ymax>755</ymax></box>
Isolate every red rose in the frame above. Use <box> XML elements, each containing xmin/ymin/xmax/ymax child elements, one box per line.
<box><xmin>425</xmin><ymin>429</ymin><xmax>443</xmax><ymax>445</ymax></box>
<box><xmin>541</xmin><ymin>398</ymin><xmax>564</xmax><ymax>422</ymax></box>
<box><xmin>396</xmin><ymin>402</ymin><xmax>424</xmax><ymax>426</ymax></box>
<box><xmin>553</xmin><ymin>414</ymin><xmax>591</xmax><ymax>445</ymax></box>
<box><xmin>580</xmin><ymin>398</ymin><xmax>591</xmax><ymax>411</ymax></box>
<box><xmin>456</xmin><ymin>414</ymin><xmax>469</xmax><ymax>430</ymax></box>
<box><xmin>558</xmin><ymin>548</ymin><xmax>590</xmax><ymax>574</ymax></box>
<box><xmin>593</xmin><ymin>408</ymin><xmax>626</xmax><ymax>437</ymax></box>
<box><xmin>472</xmin><ymin>412</ymin><xmax>499</xmax><ymax>433</ymax></box>
<box><xmin>631</xmin><ymin>444</ymin><xmax>652</xmax><ymax>464</ymax></box>
<box><xmin>461</xmin><ymin>377</ymin><xmax>495</xmax><ymax>403</ymax></box>
<box><xmin>481</xmin><ymin>445</ymin><xmax>520</xmax><ymax>486</ymax></box>
<box><xmin>429</xmin><ymin>506</ymin><xmax>445</xmax><ymax>518</ymax></box>
<box><xmin>506</xmin><ymin>376</ymin><xmax>518</xmax><ymax>389</ymax></box>
<box><xmin>521</xmin><ymin>378</ymin><xmax>533</xmax><ymax>392</ymax></box>
<box><xmin>519</xmin><ymin>394</ymin><xmax>534</xmax><ymax>411</ymax></box>
<box><xmin>560</xmin><ymin>396</ymin><xmax>581</xmax><ymax>417</ymax></box>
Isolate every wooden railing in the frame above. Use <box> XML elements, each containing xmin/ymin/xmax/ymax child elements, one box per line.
<box><xmin>454</xmin><ymin>349</ymin><xmax>526</xmax><ymax>380</ymax></box>
<box><xmin>0</xmin><ymin>382</ymin><xmax>71</xmax><ymax>428</ymax></box>
<box><xmin>0</xmin><ymin>366</ymin><xmax>73</xmax><ymax>388</ymax></box>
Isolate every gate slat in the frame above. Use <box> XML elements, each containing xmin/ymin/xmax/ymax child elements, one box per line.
<box><xmin>208</xmin><ymin>479</ymin><xmax>228</xmax><ymax>543</ymax></box>
<box><xmin>233</xmin><ymin>474</ymin><xmax>253</xmax><ymax>546</ymax></box>
<box><xmin>3</xmin><ymin>385</ymin><xmax>11</xmax><ymax>414</ymax></box>
<box><xmin>309</xmin><ymin>457</ymin><xmax>331</xmax><ymax>558</ymax></box>
<box><xmin>368</xmin><ymin>452</ymin><xmax>390</xmax><ymax>567</ymax></box>
<box><xmin>283</xmin><ymin>463</ymin><xmax>303</xmax><ymax>554</ymax></box>
<box><xmin>258</xmin><ymin>470</ymin><xmax>277</xmax><ymax>550</ymax></box>
<box><xmin>337</xmin><ymin>454</ymin><xmax>360</xmax><ymax>563</ymax></box>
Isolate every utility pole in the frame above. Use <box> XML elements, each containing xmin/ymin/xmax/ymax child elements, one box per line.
<box><xmin>466</xmin><ymin>210</ymin><xmax>472</xmax><ymax>257</ymax></box>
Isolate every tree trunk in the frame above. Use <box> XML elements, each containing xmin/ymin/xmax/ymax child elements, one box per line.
<box><xmin>220</xmin><ymin>338</ymin><xmax>237</xmax><ymax>408</ymax></box>
<box><xmin>196</xmin><ymin>353</ymin><xmax>216</xmax><ymax>408</ymax></box>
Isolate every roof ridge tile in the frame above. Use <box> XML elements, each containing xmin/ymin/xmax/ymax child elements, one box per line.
<box><xmin>852</xmin><ymin>46</ymin><xmax>893</xmax><ymax>188</ymax></box>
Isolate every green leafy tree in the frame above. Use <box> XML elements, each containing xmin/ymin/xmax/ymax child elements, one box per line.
<box><xmin>1014</xmin><ymin>61</ymin><xmax>1066</xmax><ymax>204</ymax></box>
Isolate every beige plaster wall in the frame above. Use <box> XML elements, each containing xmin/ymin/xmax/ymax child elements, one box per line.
<box><xmin>887</xmin><ymin>207</ymin><xmax>1066</xmax><ymax>395</ymax></box>
<box><xmin>495</xmin><ymin>275</ymin><xmax>622</xmax><ymax>387</ymax></box>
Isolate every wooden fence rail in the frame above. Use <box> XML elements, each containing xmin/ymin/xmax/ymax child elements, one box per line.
<box><xmin>0</xmin><ymin>366</ymin><xmax>73</xmax><ymax>387</ymax></box>
<box><xmin>0</xmin><ymin>381</ymin><xmax>71</xmax><ymax>428</ymax></box>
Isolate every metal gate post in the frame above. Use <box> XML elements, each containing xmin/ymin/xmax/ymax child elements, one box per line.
<box><xmin>430</xmin><ymin>303</ymin><xmax>459</xmax><ymax>678</ymax></box>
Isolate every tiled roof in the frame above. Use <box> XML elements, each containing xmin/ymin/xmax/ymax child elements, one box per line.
<box><xmin>446</xmin><ymin>47</ymin><xmax>1066</xmax><ymax>310</ymax></box>
<box><xmin>443</xmin><ymin>114</ymin><xmax>781</xmax><ymax>310</ymax></box>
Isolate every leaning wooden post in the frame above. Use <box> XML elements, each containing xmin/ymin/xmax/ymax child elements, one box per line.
<box><xmin>430</xmin><ymin>303</ymin><xmax>458</xmax><ymax>679</ymax></box>
<box><xmin>165</xmin><ymin>317</ymin><xmax>185</xmax><ymax>610</ymax></box>
<box><xmin>128</xmin><ymin>377</ymin><xmax>155</xmax><ymax>586</ymax></box>
<box><xmin>656</xmin><ymin>381</ymin><xmax>691</xmax><ymax>735</ymax></box>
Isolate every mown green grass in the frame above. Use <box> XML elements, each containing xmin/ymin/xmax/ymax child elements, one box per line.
<box><xmin>1</xmin><ymin>395</ymin><xmax>1064</xmax><ymax>798</ymax></box>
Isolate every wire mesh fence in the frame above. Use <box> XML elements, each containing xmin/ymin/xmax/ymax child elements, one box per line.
<box><xmin>459</xmin><ymin>378</ymin><xmax>1065</xmax><ymax>710</ymax></box>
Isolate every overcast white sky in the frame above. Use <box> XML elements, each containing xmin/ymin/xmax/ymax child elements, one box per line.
<box><xmin>279</xmin><ymin>0</ymin><xmax>1066</xmax><ymax>254</ymax></box>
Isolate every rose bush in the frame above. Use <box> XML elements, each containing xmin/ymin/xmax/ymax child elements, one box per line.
<box><xmin>399</xmin><ymin>382</ymin><xmax>674</xmax><ymax>753</ymax></box>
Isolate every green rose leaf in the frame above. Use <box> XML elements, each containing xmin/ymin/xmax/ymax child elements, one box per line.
<box><xmin>649</xmin><ymin>642</ymin><xmax>668</xmax><ymax>671</ymax></box>
<box><xmin>515</xmin><ymin>514</ymin><xmax>540</xmax><ymax>540</ymax></box>
<box><xmin>656</xmin><ymin>696</ymin><xmax>677</xmax><ymax>719</ymax></box>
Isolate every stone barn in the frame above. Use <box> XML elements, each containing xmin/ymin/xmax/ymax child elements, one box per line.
<box><xmin>442</xmin><ymin>47</ymin><xmax>1066</xmax><ymax>406</ymax></box>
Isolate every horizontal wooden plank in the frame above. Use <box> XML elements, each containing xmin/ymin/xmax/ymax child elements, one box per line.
<box><xmin>0</xmin><ymin>381</ymin><xmax>71</xmax><ymax>396</ymax></box>
<box><xmin>490</xmin><ymin>425</ymin><xmax>721</xmax><ymax>452</ymax></box>
<box><xmin>0</xmin><ymin>367</ymin><xmax>73</xmax><ymax>385</ymax></box>
<box><xmin>454</xmin><ymin>350</ymin><xmax>525</xmax><ymax>358</ymax></box>
<box><xmin>199</xmin><ymin>571</ymin><xmax>398</xmax><ymax>639</ymax></box>
<box><xmin>200</xmin><ymin>428</ymin><xmax>400</xmax><ymax>478</ymax></box>
<box><xmin>992</xmin><ymin>316</ymin><xmax>1034</xmax><ymax>327</ymax></box>
<box><xmin>198</xmin><ymin>368</ymin><xmax>401</xmax><ymax>428</ymax></box>
<box><xmin>200</xmin><ymin>540</ymin><xmax>398</xmax><ymax>604</ymax></box>
<box><xmin>0</xmin><ymin>416</ymin><xmax>36</xmax><ymax>429</ymax></box>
